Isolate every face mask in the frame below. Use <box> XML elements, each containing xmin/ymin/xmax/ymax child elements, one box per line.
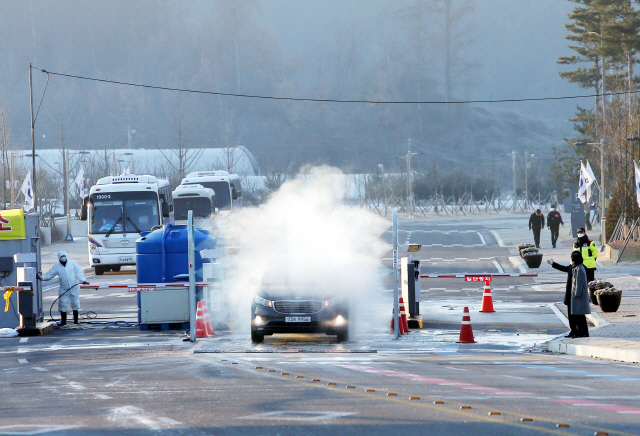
<box><xmin>60</xmin><ymin>256</ymin><xmax>67</xmax><ymax>263</ymax></box>
<box><xmin>577</xmin><ymin>233</ymin><xmax>585</xmax><ymax>238</ymax></box>
<box><xmin>551</xmin><ymin>208</ymin><xmax>555</xmax><ymax>211</ymax></box>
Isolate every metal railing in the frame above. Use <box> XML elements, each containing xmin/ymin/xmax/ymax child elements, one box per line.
<box><xmin>346</xmin><ymin>192</ymin><xmax>561</xmax><ymax>216</ymax></box>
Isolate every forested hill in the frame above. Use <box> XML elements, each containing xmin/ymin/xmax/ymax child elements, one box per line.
<box><xmin>0</xmin><ymin>1</ymin><xmax>574</xmax><ymax>174</ymax></box>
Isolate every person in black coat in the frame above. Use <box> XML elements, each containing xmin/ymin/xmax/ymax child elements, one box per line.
<box><xmin>547</xmin><ymin>205</ymin><xmax>564</xmax><ymax>248</ymax></box>
<box><xmin>529</xmin><ymin>209</ymin><xmax>545</xmax><ymax>248</ymax></box>
<box><xmin>547</xmin><ymin>251</ymin><xmax>590</xmax><ymax>338</ymax></box>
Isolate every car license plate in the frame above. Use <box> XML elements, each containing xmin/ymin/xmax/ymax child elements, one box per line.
<box><xmin>285</xmin><ymin>316</ymin><xmax>311</xmax><ymax>323</ymax></box>
<box><xmin>118</xmin><ymin>256</ymin><xmax>133</xmax><ymax>263</ymax></box>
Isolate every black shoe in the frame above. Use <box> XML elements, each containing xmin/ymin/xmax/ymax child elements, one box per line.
<box><xmin>60</xmin><ymin>311</ymin><xmax>67</xmax><ymax>326</ymax></box>
<box><xmin>564</xmin><ymin>331</ymin><xmax>576</xmax><ymax>338</ymax></box>
<box><xmin>73</xmin><ymin>310</ymin><xmax>79</xmax><ymax>324</ymax></box>
<box><xmin>552</xmin><ymin>244</ymin><xmax>556</xmax><ymax>248</ymax></box>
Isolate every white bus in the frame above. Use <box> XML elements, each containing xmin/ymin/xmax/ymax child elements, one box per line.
<box><xmin>180</xmin><ymin>171</ymin><xmax>242</xmax><ymax>211</ymax></box>
<box><xmin>81</xmin><ymin>175</ymin><xmax>173</xmax><ymax>275</ymax></box>
<box><xmin>172</xmin><ymin>184</ymin><xmax>217</xmax><ymax>228</ymax></box>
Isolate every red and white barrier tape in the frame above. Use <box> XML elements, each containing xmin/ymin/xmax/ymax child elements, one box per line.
<box><xmin>79</xmin><ymin>282</ymin><xmax>209</xmax><ymax>292</ymax></box>
<box><xmin>420</xmin><ymin>273</ymin><xmax>537</xmax><ymax>278</ymax></box>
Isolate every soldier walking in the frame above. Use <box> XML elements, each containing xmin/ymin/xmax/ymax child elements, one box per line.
<box><xmin>528</xmin><ymin>209</ymin><xmax>545</xmax><ymax>248</ymax></box>
<box><xmin>547</xmin><ymin>205</ymin><xmax>564</xmax><ymax>248</ymax></box>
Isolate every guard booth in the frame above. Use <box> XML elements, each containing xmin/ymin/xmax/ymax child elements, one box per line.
<box><xmin>0</xmin><ymin>210</ymin><xmax>43</xmax><ymax>329</ymax></box>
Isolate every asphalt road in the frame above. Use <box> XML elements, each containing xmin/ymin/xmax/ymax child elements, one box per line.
<box><xmin>2</xmin><ymin>215</ymin><xmax>639</xmax><ymax>435</ymax></box>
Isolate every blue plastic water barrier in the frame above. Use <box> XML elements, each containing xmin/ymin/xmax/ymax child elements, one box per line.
<box><xmin>136</xmin><ymin>224</ymin><xmax>215</xmax><ymax>283</ymax></box>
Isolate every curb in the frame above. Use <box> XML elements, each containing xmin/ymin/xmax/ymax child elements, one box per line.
<box><xmin>489</xmin><ymin>230</ymin><xmax>505</xmax><ymax>248</ymax></box>
<box><xmin>508</xmin><ymin>256</ymin><xmax>528</xmax><ymax>273</ymax></box>
<box><xmin>548</xmin><ymin>338</ymin><xmax>640</xmax><ymax>364</ymax></box>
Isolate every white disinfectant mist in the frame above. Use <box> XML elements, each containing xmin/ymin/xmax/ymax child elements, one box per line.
<box><xmin>219</xmin><ymin>166</ymin><xmax>390</xmax><ymax>341</ymax></box>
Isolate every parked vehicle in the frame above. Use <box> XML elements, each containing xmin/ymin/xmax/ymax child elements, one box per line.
<box><xmin>80</xmin><ymin>174</ymin><xmax>173</xmax><ymax>275</ymax></box>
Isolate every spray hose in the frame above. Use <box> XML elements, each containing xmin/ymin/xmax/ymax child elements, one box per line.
<box><xmin>47</xmin><ymin>283</ymin><xmax>138</xmax><ymax>327</ymax></box>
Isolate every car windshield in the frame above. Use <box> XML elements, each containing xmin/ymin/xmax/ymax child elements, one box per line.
<box><xmin>186</xmin><ymin>181</ymin><xmax>231</xmax><ymax>210</ymax></box>
<box><xmin>174</xmin><ymin>197</ymin><xmax>213</xmax><ymax>220</ymax></box>
<box><xmin>90</xmin><ymin>191</ymin><xmax>159</xmax><ymax>234</ymax></box>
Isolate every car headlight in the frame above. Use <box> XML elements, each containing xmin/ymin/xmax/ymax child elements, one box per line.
<box><xmin>90</xmin><ymin>244</ymin><xmax>99</xmax><ymax>254</ymax></box>
<box><xmin>325</xmin><ymin>296</ymin><xmax>344</xmax><ymax>307</ymax></box>
<box><xmin>254</xmin><ymin>295</ymin><xmax>273</xmax><ymax>307</ymax></box>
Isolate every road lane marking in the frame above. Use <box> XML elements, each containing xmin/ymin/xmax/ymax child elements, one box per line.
<box><xmin>445</xmin><ymin>367</ymin><xmax>470</xmax><ymax>372</ymax></box>
<box><xmin>237</xmin><ymin>411</ymin><xmax>356</xmax><ymax>421</ymax></box>
<box><xmin>562</xmin><ymin>384</ymin><xmax>596</xmax><ymax>390</ymax></box>
<box><xmin>552</xmin><ymin>398</ymin><xmax>640</xmax><ymax>415</ymax></box>
<box><xmin>17</xmin><ymin>359</ymin><xmax>28</xmax><ymax>364</ymax></box>
<box><xmin>69</xmin><ymin>382</ymin><xmax>86</xmax><ymax>390</ymax></box>
<box><xmin>342</xmin><ymin>365</ymin><xmax>534</xmax><ymax>396</ymax></box>
<box><xmin>521</xmin><ymin>365</ymin><xmax>640</xmax><ymax>383</ymax></box>
<box><xmin>476</xmin><ymin>232</ymin><xmax>487</xmax><ymax>245</ymax></box>
<box><xmin>94</xmin><ymin>393</ymin><xmax>112</xmax><ymax>399</ymax></box>
<box><xmin>19</xmin><ymin>338</ymin><xmax>28</xmax><ymax>343</ymax></box>
<box><xmin>502</xmin><ymin>375</ymin><xmax>525</xmax><ymax>380</ymax></box>
<box><xmin>33</xmin><ymin>367</ymin><xmax>48</xmax><ymax>372</ymax></box>
<box><xmin>492</xmin><ymin>260</ymin><xmax>504</xmax><ymax>273</ymax></box>
<box><xmin>229</xmin><ymin>360</ymin><xmax>630</xmax><ymax>436</ymax></box>
<box><xmin>53</xmin><ymin>375</ymin><xmax>65</xmax><ymax>380</ymax></box>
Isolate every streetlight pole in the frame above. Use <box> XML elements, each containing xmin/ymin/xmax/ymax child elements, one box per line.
<box><xmin>405</xmin><ymin>151</ymin><xmax>418</xmax><ymax>218</ymax></box>
<box><xmin>29</xmin><ymin>63</ymin><xmax>36</xmax><ymax>211</ymax></box>
<box><xmin>512</xmin><ymin>150</ymin><xmax>516</xmax><ymax>211</ymax></box>
<box><xmin>10</xmin><ymin>152</ymin><xmax>15</xmax><ymax>209</ymax></box>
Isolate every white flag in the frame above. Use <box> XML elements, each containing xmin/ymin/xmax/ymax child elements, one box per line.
<box><xmin>585</xmin><ymin>160</ymin><xmax>597</xmax><ymax>185</ymax></box>
<box><xmin>635</xmin><ymin>161</ymin><xmax>640</xmax><ymax>208</ymax></box>
<box><xmin>20</xmin><ymin>170</ymin><xmax>35</xmax><ymax>212</ymax></box>
<box><xmin>578</xmin><ymin>161</ymin><xmax>594</xmax><ymax>204</ymax></box>
<box><xmin>74</xmin><ymin>167</ymin><xmax>88</xmax><ymax>197</ymax></box>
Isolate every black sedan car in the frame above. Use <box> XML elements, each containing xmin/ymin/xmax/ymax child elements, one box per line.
<box><xmin>251</xmin><ymin>286</ymin><xmax>349</xmax><ymax>343</ymax></box>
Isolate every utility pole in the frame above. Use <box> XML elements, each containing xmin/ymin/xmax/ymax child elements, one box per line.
<box><xmin>524</xmin><ymin>152</ymin><xmax>528</xmax><ymax>209</ymax></box>
<box><xmin>405</xmin><ymin>142</ymin><xmax>417</xmax><ymax>218</ymax></box>
<box><xmin>65</xmin><ymin>149</ymin><xmax>73</xmax><ymax>241</ymax></box>
<box><xmin>512</xmin><ymin>150</ymin><xmax>516</xmax><ymax>211</ymax></box>
<box><xmin>113</xmin><ymin>152</ymin><xmax>116</xmax><ymax>175</ymax></box>
<box><xmin>10</xmin><ymin>152</ymin><xmax>15</xmax><ymax>209</ymax></box>
<box><xmin>29</xmin><ymin>63</ymin><xmax>36</xmax><ymax>211</ymax></box>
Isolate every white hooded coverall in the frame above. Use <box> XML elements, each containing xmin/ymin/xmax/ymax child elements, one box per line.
<box><xmin>41</xmin><ymin>251</ymin><xmax>87</xmax><ymax>312</ymax></box>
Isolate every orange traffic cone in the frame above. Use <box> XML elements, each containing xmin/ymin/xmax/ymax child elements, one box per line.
<box><xmin>456</xmin><ymin>306</ymin><xmax>476</xmax><ymax>343</ymax></box>
<box><xmin>399</xmin><ymin>298</ymin><xmax>411</xmax><ymax>333</ymax></box>
<box><xmin>201</xmin><ymin>299</ymin><xmax>215</xmax><ymax>337</ymax></box>
<box><xmin>196</xmin><ymin>301</ymin><xmax>209</xmax><ymax>338</ymax></box>
<box><xmin>391</xmin><ymin>308</ymin><xmax>406</xmax><ymax>335</ymax></box>
<box><xmin>479</xmin><ymin>280</ymin><xmax>495</xmax><ymax>313</ymax></box>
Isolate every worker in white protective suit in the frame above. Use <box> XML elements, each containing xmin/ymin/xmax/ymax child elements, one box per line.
<box><xmin>37</xmin><ymin>251</ymin><xmax>89</xmax><ymax>325</ymax></box>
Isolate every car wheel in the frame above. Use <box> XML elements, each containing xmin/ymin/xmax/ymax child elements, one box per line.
<box><xmin>251</xmin><ymin>329</ymin><xmax>264</xmax><ymax>344</ymax></box>
<box><xmin>111</xmin><ymin>266</ymin><xmax>121</xmax><ymax>272</ymax></box>
<box><xmin>336</xmin><ymin>329</ymin><xmax>349</xmax><ymax>343</ymax></box>
<box><xmin>94</xmin><ymin>266</ymin><xmax>104</xmax><ymax>275</ymax></box>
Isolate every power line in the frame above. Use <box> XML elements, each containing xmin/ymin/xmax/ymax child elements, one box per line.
<box><xmin>34</xmin><ymin>66</ymin><xmax>640</xmax><ymax>105</ymax></box>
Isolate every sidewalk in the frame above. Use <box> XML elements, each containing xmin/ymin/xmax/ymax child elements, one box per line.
<box><xmin>40</xmin><ymin>218</ymin><xmax>91</xmax><ymax>273</ymax></box>
<box><xmin>493</xmin><ymin>225</ymin><xmax>640</xmax><ymax>364</ymax></box>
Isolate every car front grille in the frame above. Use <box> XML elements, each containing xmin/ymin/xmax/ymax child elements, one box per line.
<box><xmin>273</xmin><ymin>300</ymin><xmax>323</xmax><ymax>314</ymax></box>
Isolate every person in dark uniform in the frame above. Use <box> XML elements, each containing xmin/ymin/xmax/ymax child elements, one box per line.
<box><xmin>573</xmin><ymin>227</ymin><xmax>597</xmax><ymax>283</ymax></box>
<box><xmin>547</xmin><ymin>251</ymin><xmax>591</xmax><ymax>338</ymax></box>
<box><xmin>528</xmin><ymin>209</ymin><xmax>545</xmax><ymax>248</ymax></box>
<box><xmin>547</xmin><ymin>205</ymin><xmax>564</xmax><ymax>248</ymax></box>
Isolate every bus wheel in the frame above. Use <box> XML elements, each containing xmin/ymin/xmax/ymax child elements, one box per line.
<box><xmin>95</xmin><ymin>266</ymin><xmax>104</xmax><ymax>275</ymax></box>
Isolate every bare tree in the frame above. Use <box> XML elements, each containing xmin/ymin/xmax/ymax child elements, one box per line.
<box><xmin>215</xmin><ymin>106</ymin><xmax>242</xmax><ymax>174</ymax></box>
<box><xmin>0</xmin><ymin>100</ymin><xmax>12</xmax><ymax>208</ymax></box>
<box><xmin>157</xmin><ymin>102</ymin><xmax>204</xmax><ymax>186</ymax></box>
<box><xmin>433</xmin><ymin>0</ymin><xmax>477</xmax><ymax>102</ymax></box>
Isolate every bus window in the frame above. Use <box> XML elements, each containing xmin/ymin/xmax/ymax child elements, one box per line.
<box><xmin>174</xmin><ymin>197</ymin><xmax>213</xmax><ymax>220</ymax></box>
